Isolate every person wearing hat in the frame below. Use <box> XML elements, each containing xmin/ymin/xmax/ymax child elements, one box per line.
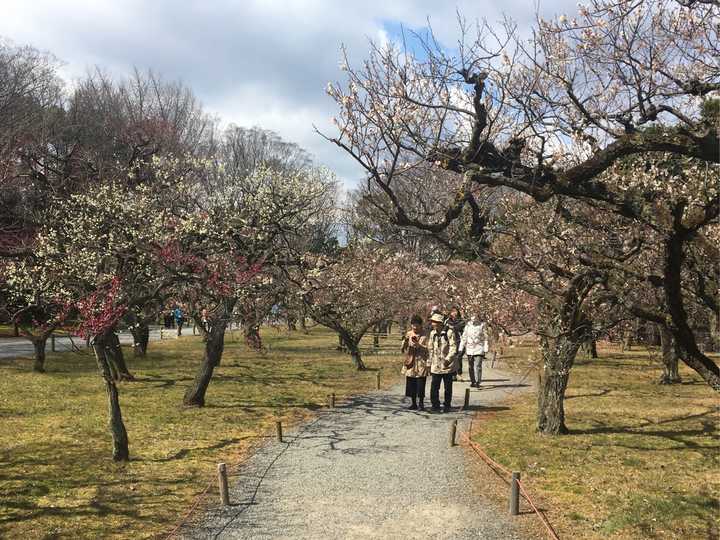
<box><xmin>427</xmin><ymin>311</ymin><xmax>459</xmax><ymax>412</ymax></box>
<box><xmin>400</xmin><ymin>314</ymin><xmax>429</xmax><ymax>410</ymax></box>
<box><xmin>445</xmin><ymin>306</ymin><xmax>466</xmax><ymax>381</ymax></box>
<box><xmin>426</xmin><ymin>304</ymin><xmax>442</xmax><ymax>334</ymax></box>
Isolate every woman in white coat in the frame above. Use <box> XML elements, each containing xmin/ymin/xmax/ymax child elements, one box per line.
<box><xmin>459</xmin><ymin>314</ymin><xmax>489</xmax><ymax>388</ymax></box>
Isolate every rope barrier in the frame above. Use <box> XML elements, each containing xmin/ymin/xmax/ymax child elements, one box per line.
<box><xmin>459</xmin><ymin>428</ymin><xmax>561</xmax><ymax>540</ymax></box>
<box><xmin>163</xmin><ymin>476</ymin><xmax>216</xmax><ymax>539</ymax></box>
<box><xmin>456</xmin><ymin>358</ymin><xmax>560</xmax><ymax>540</ymax></box>
<box><xmin>163</xmin><ymin>425</ymin><xmax>276</xmax><ymax>539</ymax></box>
<box><xmin>460</xmin><ymin>432</ymin><xmax>513</xmax><ymax>476</ymax></box>
<box><xmin>517</xmin><ymin>479</ymin><xmax>561</xmax><ymax>540</ymax></box>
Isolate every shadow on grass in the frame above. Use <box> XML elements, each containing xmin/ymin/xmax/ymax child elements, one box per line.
<box><xmin>463</xmin><ymin>405</ymin><xmax>512</xmax><ymax>412</ymax></box>
<box><xmin>475</xmin><ymin>383</ymin><xmax>530</xmax><ymax>391</ymax></box>
<box><xmin>140</xmin><ymin>437</ymin><xmax>249</xmax><ymax>463</ymax></box>
<box><xmin>212</xmin><ymin>373</ymin><xmax>334</xmax><ymax>384</ymax></box>
<box><xmin>128</xmin><ymin>375</ymin><xmax>195</xmax><ymax>388</ymax></box>
<box><xmin>0</xmin><ymin>503</ymin><xmax>143</xmax><ymax>525</ymax></box>
<box><xmin>571</xmin><ymin>408</ymin><xmax>718</xmax><ymax>450</ymax></box>
<box><xmin>574</xmin><ymin>408</ymin><xmax>717</xmax><ymax>434</ymax></box>
<box><xmin>206</xmin><ymin>401</ymin><xmax>323</xmax><ymax>411</ymax></box>
<box><xmin>566</xmin><ymin>388</ymin><xmax>612</xmax><ymax>400</ymax></box>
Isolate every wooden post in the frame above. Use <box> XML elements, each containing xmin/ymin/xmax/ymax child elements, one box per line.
<box><xmin>510</xmin><ymin>471</ymin><xmax>520</xmax><ymax>515</ymax></box>
<box><xmin>193</xmin><ymin>325</ymin><xmax>196</xmax><ymax>335</ymax></box>
<box><xmin>275</xmin><ymin>421</ymin><xmax>283</xmax><ymax>443</ymax></box>
<box><xmin>217</xmin><ymin>463</ymin><xmax>230</xmax><ymax>506</ymax></box>
<box><xmin>449</xmin><ymin>419</ymin><xmax>458</xmax><ymax>447</ymax></box>
<box><xmin>463</xmin><ymin>387</ymin><xmax>470</xmax><ymax>408</ymax></box>
<box><xmin>51</xmin><ymin>334</ymin><xmax>56</xmax><ymax>352</ymax></box>
<box><xmin>328</xmin><ymin>393</ymin><xmax>336</xmax><ymax>408</ymax></box>
<box><xmin>376</xmin><ymin>371</ymin><xmax>381</xmax><ymax>390</ymax></box>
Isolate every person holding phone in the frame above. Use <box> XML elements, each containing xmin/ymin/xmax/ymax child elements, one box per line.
<box><xmin>400</xmin><ymin>314</ymin><xmax>429</xmax><ymax>410</ymax></box>
<box><xmin>428</xmin><ymin>311</ymin><xmax>459</xmax><ymax>413</ymax></box>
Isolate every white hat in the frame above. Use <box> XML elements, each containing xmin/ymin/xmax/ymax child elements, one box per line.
<box><xmin>430</xmin><ymin>313</ymin><xmax>445</xmax><ymax>323</ymax></box>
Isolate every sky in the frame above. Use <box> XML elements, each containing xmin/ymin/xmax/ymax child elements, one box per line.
<box><xmin>0</xmin><ymin>0</ymin><xmax>579</xmax><ymax>189</ymax></box>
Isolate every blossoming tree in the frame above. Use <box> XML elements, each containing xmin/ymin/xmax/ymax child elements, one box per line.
<box><xmin>154</xmin><ymin>160</ymin><xmax>336</xmax><ymax>406</ymax></box>
<box><xmin>325</xmin><ymin>0</ymin><xmax>720</xmax><ymax>402</ymax></box>
<box><xmin>296</xmin><ymin>247</ymin><xmax>428</xmax><ymax>369</ymax></box>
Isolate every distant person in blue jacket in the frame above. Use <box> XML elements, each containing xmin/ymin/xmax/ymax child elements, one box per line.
<box><xmin>174</xmin><ymin>307</ymin><xmax>184</xmax><ymax>336</ymax></box>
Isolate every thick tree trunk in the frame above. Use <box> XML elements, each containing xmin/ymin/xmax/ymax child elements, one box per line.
<box><xmin>339</xmin><ymin>330</ymin><xmax>366</xmax><ymax>370</ymax></box>
<box><xmin>708</xmin><ymin>310</ymin><xmax>719</xmax><ymax>352</ymax></box>
<box><xmin>622</xmin><ymin>325</ymin><xmax>634</xmax><ymax>351</ymax></box>
<box><xmin>130</xmin><ymin>321</ymin><xmax>150</xmax><ymax>357</ymax></box>
<box><xmin>589</xmin><ymin>339</ymin><xmax>598</xmax><ymax>358</ymax></box>
<box><xmin>13</xmin><ymin>323</ymin><xmax>19</xmax><ymax>337</ymax></box>
<box><xmin>349</xmin><ymin>344</ymin><xmax>366</xmax><ymax>370</ymax></box>
<box><xmin>664</xmin><ymin>232</ymin><xmax>720</xmax><ymax>391</ymax></box>
<box><xmin>183</xmin><ymin>320</ymin><xmax>227</xmax><ymax>407</ymax></box>
<box><xmin>32</xmin><ymin>338</ymin><xmax>47</xmax><ymax>373</ymax></box>
<box><xmin>537</xmin><ymin>335</ymin><xmax>581</xmax><ymax>435</ymax></box>
<box><xmin>106</xmin><ymin>332</ymin><xmax>134</xmax><ymax>381</ymax></box>
<box><xmin>336</xmin><ymin>333</ymin><xmax>345</xmax><ymax>351</ymax></box>
<box><xmin>648</xmin><ymin>324</ymin><xmax>662</xmax><ymax>347</ymax></box>
<box><xmin>658</xmin><ymin>325</ymin><xmax>681</xmax><ymax>384</ymax></box>
<box><xmin>581</xmin><ymin>338</ymin><xmax>598</xmax><ymax>359</ymax></box>
<box><xmin>92</xmin><ymin>331</ymin><xmax>130</xmax><ymax>461</ymax></box>
<box><xmin>243</xmin><ymin>322</ymin><xmax>262</xmax><ymax>351</ymax></box>
<box><xmin>287</xmin><ymin>317</ymin><xmax>297</xmax><ymax>332</ymax></box>
<box><xmin>300</xmin><ymin>307</ymin><xmax>309</xmax><ymax>334</ymax></box>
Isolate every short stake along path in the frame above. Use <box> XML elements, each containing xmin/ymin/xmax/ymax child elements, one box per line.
<box><xmin>181</xmin><ymin>366</ymin><xmax>538</xmax><ymax>540</ymax></box>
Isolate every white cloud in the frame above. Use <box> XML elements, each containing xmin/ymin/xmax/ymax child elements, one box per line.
<box><xmin>0</xmin><ymin>0</ymin><xmax>579</xmax><ymax>188</ymax></box>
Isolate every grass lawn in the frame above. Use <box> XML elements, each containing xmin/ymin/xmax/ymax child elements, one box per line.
<box><xmin>0</xmin><ymin>326</ymin><xmax>403</xmax><ymax>539</ymax></box>
<box><xmin>0</xmin><ymin>324</ymin><xmax>18</xmax><ymax>338</ymax></box>
<box><xmin>473</xmin><ymin>342</ymin><xmax>719</xmax><ymax>539</ymax></box>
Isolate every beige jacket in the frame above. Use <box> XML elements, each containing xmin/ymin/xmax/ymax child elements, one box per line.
<box><xmin>460</xmin><ymin>320</ymin><xmax>489</xmax><ymax>356</ymax></box>
<box><xmin>400</xmin><ymin>331</ymin><xmax>429</xmax><ymax>378</ymax></box>
<box><xmin>428</xmin><ymin>327</ymin><xmax>459</xmax><ymax>375</ymax></box>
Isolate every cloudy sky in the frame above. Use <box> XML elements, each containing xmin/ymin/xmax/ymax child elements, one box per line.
<box><xmin>1</xmin><ymin>0</ymin><xmax>578</xmax><ymax>188</ymax></box>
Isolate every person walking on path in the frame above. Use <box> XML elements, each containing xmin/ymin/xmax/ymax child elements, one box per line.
<box><xmin>445</xmin><ymin>306</ymin><xmax>465</xmax><ymax>381</ymax></box>
<box><xmin>164</xmin><ymin>310</ymin><xmax>175</xmax><ymax>329</ymax></box>
<box><xmin>400</xmin><ymin>315</ymin><xmax>429</xmax><ymax>410</ymax></box>
<box><xmin>428</xmin><ymin>312</ymin><xmax>459</xmax><ymax>413</ymax></box>
<box><xmin>174</xmin><ymin>306</ymin><xmax>185</xmax><ymax>336</ymax></box>
<box><xmin>460</xmin><ymin>313</ymin><xmax>489</xmax><ymax>388</ymax></box>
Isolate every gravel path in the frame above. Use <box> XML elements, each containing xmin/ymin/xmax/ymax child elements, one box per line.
<box><xmin>184</xmin><ymin>365</ymin><xmax>536</xmax><ymax>540</ymax></box>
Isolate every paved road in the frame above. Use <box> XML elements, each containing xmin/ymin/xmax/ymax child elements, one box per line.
<box><xmin>0</xmin><ymin>327</ymin><xmax>177</xmax><ymax>359</ymax></box>
<box><xmin>183</xmin><ymin>366</ymin><xmax>536</xmax><ymax>540</ymax></box>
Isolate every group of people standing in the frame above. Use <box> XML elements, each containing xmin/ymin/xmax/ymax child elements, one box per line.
<box><xmin>162</xmin><ymin>306</ymin><xmax>185</xmax><ymax>334</ymax></box>
<box><xmin>400</xmin><ymin>307</ymin><xmax>489</xmax><ymax>413</ymax></box>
